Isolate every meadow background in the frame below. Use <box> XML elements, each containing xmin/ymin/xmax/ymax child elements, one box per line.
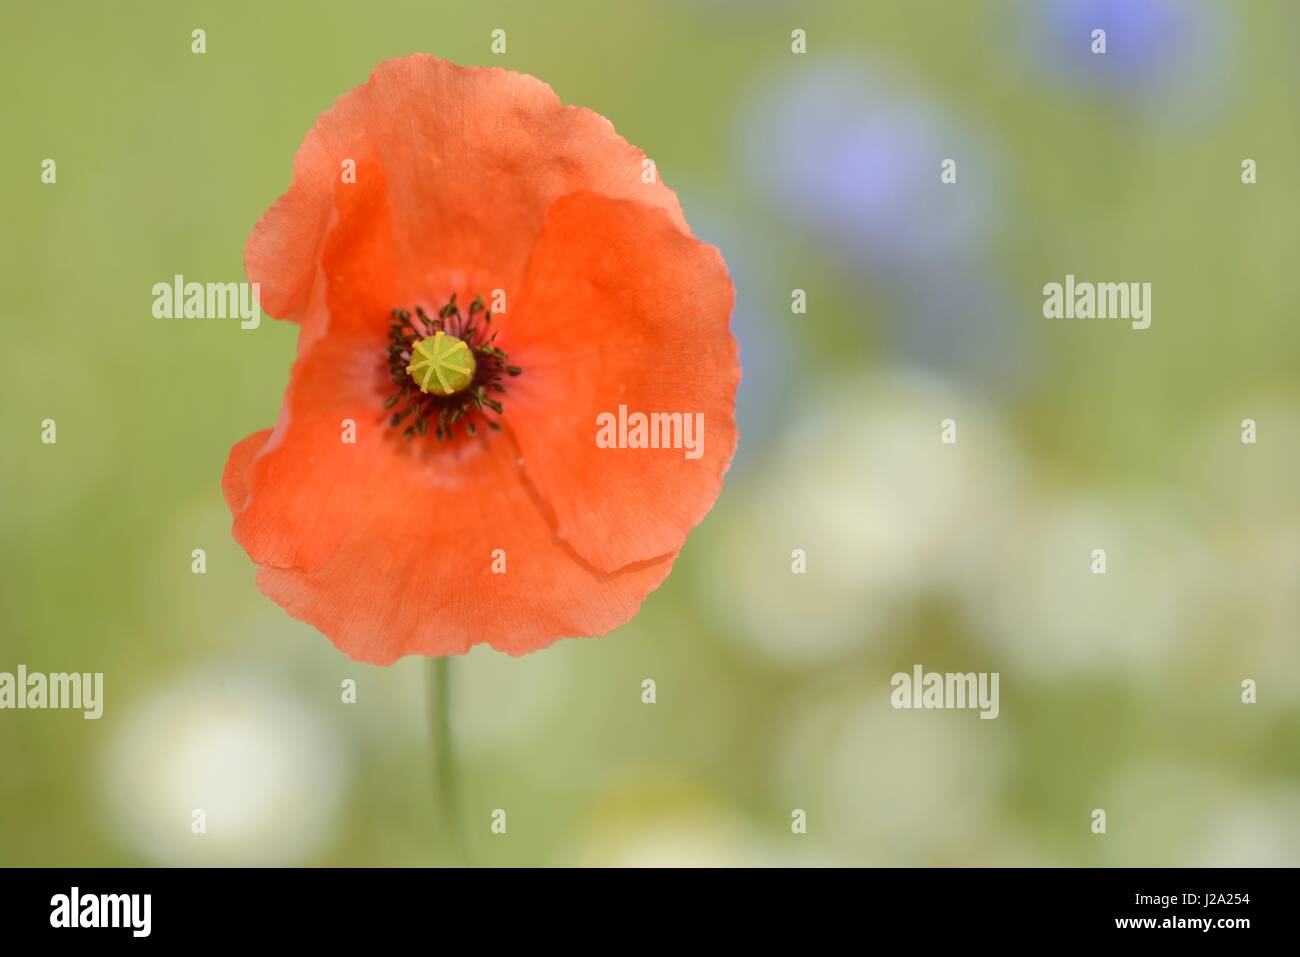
<box><xmin>2</xmin><ymin>0</ymin><xmax>1298</xmax><ymax>866</ymax></box>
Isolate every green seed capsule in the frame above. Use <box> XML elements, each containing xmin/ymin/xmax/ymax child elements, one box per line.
<box><xmin>406</xmin><ymin>331</ymin><xmax>476</xmax><ymax>396</ymax></box>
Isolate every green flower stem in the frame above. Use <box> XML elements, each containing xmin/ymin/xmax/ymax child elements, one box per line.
<box><xmin>429</xmin><ymin>656</ymin><xmax>468</xmax><ymax>865</ymax></box>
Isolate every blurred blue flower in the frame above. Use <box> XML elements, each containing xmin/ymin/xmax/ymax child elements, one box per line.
<box><xmin>1020</xmin><ymin>0</ymin><xmax>1232</xmax><ymax>118</ymax></box>
<box><xmin>736</xmin><ymin>62</ymin><xmax>1019</xmax><ymax>392</ymax></box>
<box><xmin>738</xmin><ymin>61</ymin><xmax>1002</xmax><ymax>275</ymax></box>
<box><xmin>681</xmin><ymin>194</ymin><xmax>802</xmax><ymax>471</ymax></box>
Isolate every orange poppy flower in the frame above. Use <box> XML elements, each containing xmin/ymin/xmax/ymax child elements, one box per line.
<box><xmin>222</xmin><ymin>55</ymin><xmax>739</xmax><ymax>664</ymax></box>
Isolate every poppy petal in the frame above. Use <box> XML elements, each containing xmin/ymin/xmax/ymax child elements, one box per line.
<box><xmin>499</xmin><ymin>190</ymin><xmax>739</xmax><ymax>573</ymax></box>
<box><xmin>228</xmin><ymin>160</ymin><xmax>406</xmax><ymax>571</ymax></box>
<box><xmin>229</xmin><ymin>324</ymin><xmax>392</xmax><ymax>572</ymax></box>
<box><xmin>221</xmin><ymin>429</ymin><xmax>272</xmax><ymax>515</ymax></box>
<box><xmin>246</xmin><ymin>54</ymin><xmax>686</xmax><ymax>328</ymax></box>
<box><xmin>253</xmin><ymin>428</ymin><xmax>677</xmax><ymax>663</ymax></box>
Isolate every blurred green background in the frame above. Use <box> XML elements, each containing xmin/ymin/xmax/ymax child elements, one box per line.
<box><xmin>2</xmin><ymin>0</ymin><xmax>1298</xmax><ymax>866</ymax></box>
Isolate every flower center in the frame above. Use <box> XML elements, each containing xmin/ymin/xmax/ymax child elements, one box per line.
<box><xmin>406</xmin><ymin>331</ymin><xmax>476</xmax><ymax>396</ymax></box>
<box><xmin>384</xmin><ymin>294</ymin><xmax>521</xmax><ymax>441</ymax></box>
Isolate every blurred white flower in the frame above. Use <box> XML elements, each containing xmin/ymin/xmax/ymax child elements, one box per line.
<box><xmin>962</xmin><ymin>488</ymin><xmax>1214</xmax><ymax>677</ymax></box>
<box><xmin>567</xmin><ymin>770</ymin><xmax>825</xmax><ymax>867</ymax></box>
<box><xmin>575</xmin><ymin>813</ymin><xmax>766</xmax><ymax>868</ymax></box>
<box><xmin>697</xmin><ymin>368</ymin><xmax>1023</xmax><ymax>665</ymax></box>
<box><xmin>100</xmin><ymin>669</ymin><xmax>348</xmax><ymax>865</ymax></box>
<box><xmin>774</xmin><ymin>686</ymin><xmax>1008</xmax><ymax>863</ymax></box>
<box><xmin>1097</xmin><ymin>764</ymin><xmax>1268</xmax><ymax>868</ymax></box>
<box><xmin>1193</xmin><ymin>789</ymin><xmax>1300</xmax><ymax>867</ymax></box>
